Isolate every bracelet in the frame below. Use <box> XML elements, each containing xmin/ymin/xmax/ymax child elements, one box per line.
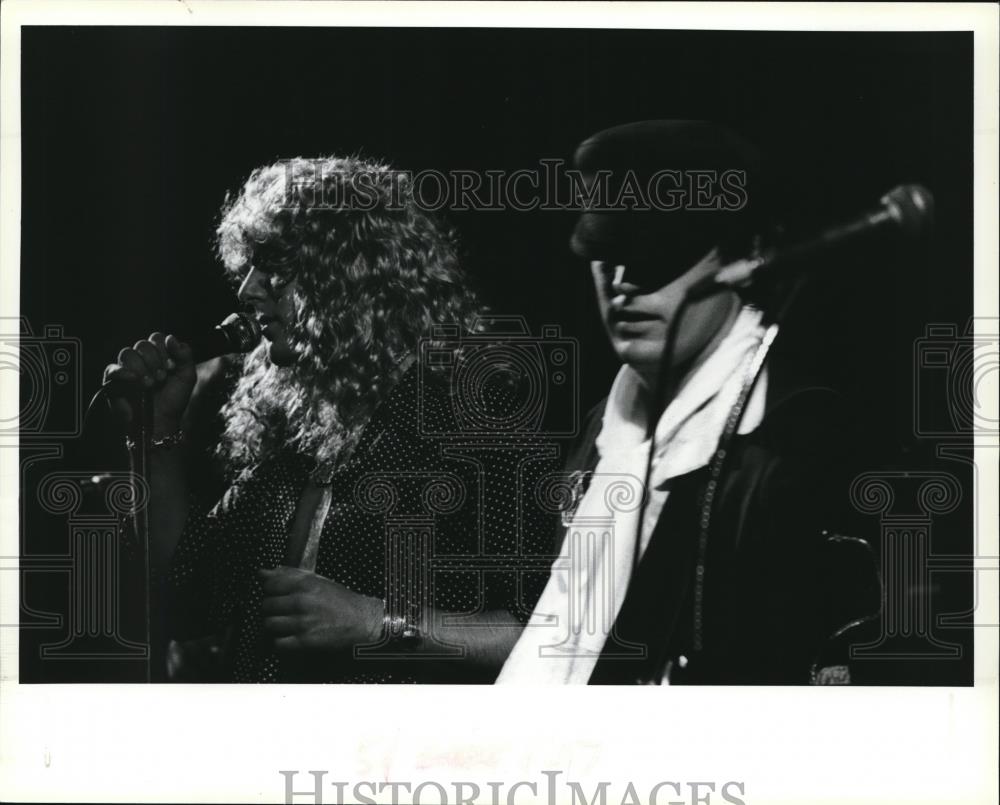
<box><xmin>381</xmin><ymin>601</ymin><xmax>421</xmax><ymax>647</ymax></box>
<box><xmin>125</xmin><ymin>429</ymin><xmax>185</xmax><ymax>452</ymax></box>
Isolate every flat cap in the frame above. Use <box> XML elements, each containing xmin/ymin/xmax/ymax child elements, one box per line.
<box><xmin>570</xmin><ymin>120</ymin><xmax>767</xmax><ymax>277</ymax></box>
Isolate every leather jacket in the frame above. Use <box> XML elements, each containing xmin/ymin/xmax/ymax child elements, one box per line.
<box><xmin>567</xmin><ymin>363</ymin><xmax>882</xmax><ymax>685</ymax></box>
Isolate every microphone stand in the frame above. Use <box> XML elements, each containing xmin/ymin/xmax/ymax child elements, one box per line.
<box><xmin>86</xmin><ymin>313</ymin><xmax>260</xmax><ymax>684</ymax></box>
<box><xmin>630</xmin><ymin>291</ymin><xmax>692</xmax><ymax>578</ymax></box>
<box><xmin>127</xmin><ymin>389</ymin><xmax>162</xmax><ymax>682</ymax></box>
<box><xmin>643</xmin><ymin>271</ymin><xmax>810</xmax><ymax>683</ymax></box>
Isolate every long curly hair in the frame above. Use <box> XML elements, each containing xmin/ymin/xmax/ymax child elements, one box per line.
<box><xmin>214</xmin><ymin>155</ymin><xmax>482</xmax><ymax>480</ymax></box>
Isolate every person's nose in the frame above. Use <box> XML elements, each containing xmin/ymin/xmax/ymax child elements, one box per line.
<box><xmin>237</xmin><ymin>266</ymin><xmax>269</xmax><ymax>306</ymax></box>
<box><xmin>609</xmin><ymin>264</ymin><xmax>640</xmax><ymax>298</ymax></box>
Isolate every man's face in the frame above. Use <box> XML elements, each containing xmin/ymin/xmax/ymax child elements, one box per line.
<box><xmin>236</xmin><ymin>265</ymin><xmax>301</xmax><ymax>366</ymax></box>
<box><xmin>590</xmin><ymin>248</ymin><xmax>738</xmax><ymax>387</ymax></box>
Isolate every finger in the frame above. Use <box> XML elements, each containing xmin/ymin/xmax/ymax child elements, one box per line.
<box><xmin>102</xmin><ymin>364</ymin><xmax>137</xmax><ymax>422</ymax></box>
<box><xmin>259</xmin><ymin>564</ymin><xmax>309</xmax><ymax>575</ymax></box>
<box><xmin>261</xmin><ymin>594</ymin><xmax>304</xmax><ymax>616</ymax></box>
<box><xmin>133</xmin><ymin>340</ymin><xmax>165</xmax><ymax>378</ymax></box>
<box><xmin>148</xmin><ymin>332</ymin><xmax>173</xmax><ymax>371</ymax></box>
<box><xmin>260</xmin><ymin>565</ymin><xmax>328</xmax><ymax>584</ymax></box>
<box><xmin>261</xmin><ymin>615</ymin><xmax>302</xmax><ymax>635</ymax></box>
<box><xmin>117</xmin><ymin>348</ymin><xmax>154</xmax><ymax>387</ymax></box>
<box><xmin>103</xmin><ymin>362</ymin><xmax>140</xmax><ymax>388</ymax></box>
<box><xmin>259</xmin><ymin>568</ymin><xmax>303</xmax><ymax>595</ymax></box>
<box><xmin>166</xmin><ymin>640</ymin><xmax>184</xmax><ymax>681</ymax></box>
<box><xmin>258</xmin><ymin>566</ymin><xmax>310</xmax><ymax>594</ymax></box>
<box><xmin>272</xmin><ymin>635</ymin><xmax>305</xmax><ymax>653</ymax></box>
<box><xmin>165</xmin><ymin>334</ymin><xmax>194</xmax><ymax>368</ymax></box>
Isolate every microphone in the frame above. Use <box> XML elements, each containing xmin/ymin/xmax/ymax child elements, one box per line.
<box><xmin>186</xmin><ymin>312</ymin><xmax>262</xmax><ymax>362</ymax></box>
<box><xmin>86</xmin><ymin>312</ymin><xmax>262</xmax><ymax>436</ymax></box>
<box><xmin>688</xmin><ymin>184</ymin><xmax>935</xmax><ymax>299</ymax></box>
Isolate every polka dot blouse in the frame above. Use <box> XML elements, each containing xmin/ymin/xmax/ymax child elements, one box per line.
<box><xmin>165</xmin><ymin>367</ymin><xmax>556</xmax><ymax>683</ymax></box>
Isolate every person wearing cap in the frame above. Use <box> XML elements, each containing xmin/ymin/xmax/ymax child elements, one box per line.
<box><xmin>497</xmin><ymin>121</ymin><xmax>880</xmax><ymax>685</ymax></box>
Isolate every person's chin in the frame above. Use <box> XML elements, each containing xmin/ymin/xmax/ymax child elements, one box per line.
<box><xmin>611</xmin><ymin>331</ymin><xmax>660</xmax><ymax>362</ymax></box>
<box><xmin>267</xmin><ymin>341</ymin><xmax>299</xmax><ymax>367</ymax></box>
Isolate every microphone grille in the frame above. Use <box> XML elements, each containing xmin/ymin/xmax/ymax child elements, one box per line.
<box><xmin>882</xmin><ymin>184</ymin><xmax>935</xmax><ymax>239</ymax></box>
<box><xmin>217</xmin><ymin>312</ymin><xmax>262</xmax><ymax>353</ymax></box>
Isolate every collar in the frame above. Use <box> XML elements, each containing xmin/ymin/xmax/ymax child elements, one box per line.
<box><xmin>595</xmin><ymin>306</ymin><xmax>770</xmax><ymax>486</ymax></box>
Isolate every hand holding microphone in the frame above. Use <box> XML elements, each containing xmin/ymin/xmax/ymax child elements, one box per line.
<box><xmin>103</xmin><ymin>333</ymin><xmax>197</xmax><ymax>439</ymax></box>
<box><xmin>99</xmin><ymin>312</ymin><xmax>261</xmax><ymax>438</ymax></box>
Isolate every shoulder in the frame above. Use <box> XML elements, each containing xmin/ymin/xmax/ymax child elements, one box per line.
<box><xmin>563</xmin><ymin>397</ymin><xmax>606</xmax><ymax>475</ymax></box>
<box><xmin>718</xmin><ymin>360</ymin><xmax>864</xmax><ymax>528</ymax></box>
<box><xmin>755</xmin><ymin>357</ymin><xmax>859</xmax><ymax>460</ymax></box>
<box><xmin>414</xmin><ymin>363</ymin><xmax>555</xmax><ymax>439</ymax></box>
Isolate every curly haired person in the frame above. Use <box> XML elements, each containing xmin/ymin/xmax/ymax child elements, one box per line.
<box><xmin>105</xmin><ymin>156</ymin><xmax>550</xmax><ymax>682</ymax></box>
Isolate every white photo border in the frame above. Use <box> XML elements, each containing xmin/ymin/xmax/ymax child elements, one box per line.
<box><xmin>1</xmin><ymin>3</ymin><xmax>997</xmax><ymax>804</ymax></box>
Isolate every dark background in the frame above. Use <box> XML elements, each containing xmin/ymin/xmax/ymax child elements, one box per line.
<box><xmin>18</xmin><ymin>27</ymin><xmax>976</xmax><ymax>682</ymax></box>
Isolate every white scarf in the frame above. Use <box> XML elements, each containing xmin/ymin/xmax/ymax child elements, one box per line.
<box><xmin>496</xmin><ymin>307</ymin><xmax>770</xmax><ymax>684</ymax></box>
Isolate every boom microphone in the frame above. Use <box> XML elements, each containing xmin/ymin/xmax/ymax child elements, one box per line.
<box><xmin>187</xmin><ymin>312</ymin><xmax>262</xmax><ymax>362</ymax></box>
<box><xmin>688</xmin><ymin>184</ymin><xmax>935</xmax><ymax>299</ymax></box>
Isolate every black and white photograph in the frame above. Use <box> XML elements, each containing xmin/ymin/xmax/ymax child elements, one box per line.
<box><xmin>1</xmin><ymin>2</ymin><xmax>997</xmax><ymax>803</ymax></box>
